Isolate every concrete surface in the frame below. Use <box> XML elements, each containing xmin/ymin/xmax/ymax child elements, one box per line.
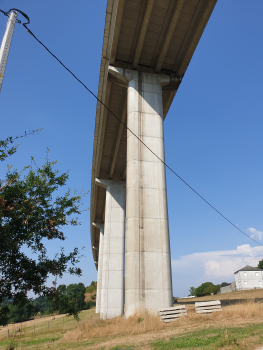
<box><xmin>109</xmin><ymin>67</ymin><xmax>173</xmax><ymax>317</ymax></box>
<box><xmin>93</xmin><ymin>222</ymin><xmax>104</xmax><ymax>314</ymax></box>
<box><xmin>96</xmin><ymin>179</ymin><xmax>126</xmax><ymax>319</ymax></box>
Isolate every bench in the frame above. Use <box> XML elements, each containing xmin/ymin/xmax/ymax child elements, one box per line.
<box><xmin>195</xmin><ymin>300</ymin><xmax>222</xmax><ymax>314</ymax></box>
<box><xmin>159</xmin><ymin>305</ymin><xmax>187</xmax><ymax>323</ymax></box>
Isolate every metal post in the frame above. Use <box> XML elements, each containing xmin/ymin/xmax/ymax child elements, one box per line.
<box><xmin>0</xmin><ymin>11</ymin><xmax>17</xmax><ymax>92</ymax></box>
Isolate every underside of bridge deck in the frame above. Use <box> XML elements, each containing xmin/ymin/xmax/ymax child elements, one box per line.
<box><xmin>91</xmin><ymin>0</ymin><xmax>217</xmax><ymax>269</ymax></box>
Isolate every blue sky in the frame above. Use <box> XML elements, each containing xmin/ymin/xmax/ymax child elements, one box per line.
<box><xmin>1</xmin><ymin>0</ymin><xmax>263</xmax><ymax>298</ymax></box>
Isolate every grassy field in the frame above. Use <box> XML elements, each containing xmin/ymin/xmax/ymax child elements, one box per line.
<box><xmin>177</xmin><ymin>288</ymin><xmax>263</xmax><ymax>303</ymax></box>
<box><xmin>1</xmin><ymin>301</ymin><xmax>263</xmax><ymax>349</ymax></box>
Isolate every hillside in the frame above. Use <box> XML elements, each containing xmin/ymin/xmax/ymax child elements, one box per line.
<box><xmin>84</xmin><ymin>281</ymin><xmax>97</xmax><ymax>303</ymax></box>
<box><xmin>178</xmin><ymin>288</ymin><xmax>263</xmax><ymax>303</ymax></box>
<box><xmin>1</xmin><ymin>302</ymin><xmax>263</xmax><ymax>349</ymax></box>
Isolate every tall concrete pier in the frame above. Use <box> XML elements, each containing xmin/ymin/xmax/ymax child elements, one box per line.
<box><xmin>95</xmin><ymin>179</ymin><xmax>126</xmax><ymax>319</ymax></box>
<box><xmin>92</xmin><ymin>222</ymin><xmax>104</xmax><ymax>314</ymax></box>
<box><xmin>90</xmin><ymin>0</ymin><xmax>217</xmax><ymax>319</ymax></box>
<box><xmin>108</xmin><ymin>67</ymin><xmax>173</xmax><ymax>316</ymax></box>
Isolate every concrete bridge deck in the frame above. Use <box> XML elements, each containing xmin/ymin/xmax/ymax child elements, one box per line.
<box><xmin>90</xmin><ymin>0</ymin><xmax>217</xmax><ymax>269</ymax></box>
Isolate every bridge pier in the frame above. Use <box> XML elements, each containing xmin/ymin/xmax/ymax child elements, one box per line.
<box><xmin>95</xmin><ymin>179</ymin><xmax>126</xmax><ymax>319</ymax></box>
<box><xmin>91</xmin><ymin>0</ymin><xmax>218</xmax><ymax>321</ymax></box>
<box><xmin>92</xmin><ymin>222</ymin><xmax>104</xmax><ymax>314</ymax></box>
<box><xmin>108</xmin><ymin>67</ymin><xmax>173</xmax><ymax>317</ymax></box>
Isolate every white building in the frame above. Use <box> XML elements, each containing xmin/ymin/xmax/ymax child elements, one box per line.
<box><xmin>234</xmin><ymin>265</ymin><xmax>263</xmax><ymax>291</ymax></box>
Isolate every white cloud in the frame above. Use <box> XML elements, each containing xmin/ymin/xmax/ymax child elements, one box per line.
<box><xmin>171</xmin><ymin>244</ymin><xmax>263</xmax><ymax>297</ymax></box>
<box><xmin>247</xmin><ymin>227</ymin><xmax>263</xmax><ymax>240</ymax></box>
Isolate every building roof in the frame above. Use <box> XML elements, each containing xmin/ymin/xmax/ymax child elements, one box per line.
<box><xmin>234</xmin><ymin>265</ymin><xmax>263</xmax><ymax>274</ymax></box>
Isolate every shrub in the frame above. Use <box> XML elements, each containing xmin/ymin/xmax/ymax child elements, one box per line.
<box><xmin>85</xmin><ymin>300</ymin><xmax>96</xmax><ymax>309</ymax></box>
<box><xmin>195</xmin><ymin>282</ymin><xmax>220</xmax><ymax>297</ymax></box>
<box><xmin>85</xmin><ymin>281</ymin><xmax>97</xmax><ymax>294</ymax></box>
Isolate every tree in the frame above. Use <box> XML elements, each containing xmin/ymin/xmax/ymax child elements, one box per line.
<box><xmin>0</xmin><ymin>135</ymin><xmax>84</xmax><ymax>326</ymax></box>
<box><xmin>7</xmin><ymin>300</ymin><xmax>35</xmax><ymax>324</ymax></box>
<box><xmin>189</xmin><ymin>286</ymin><xmax>196</xmax><ymax>296</ymax></box>
<box><xmin>195</xmin><ymin>282</ymin><xmax>220</xmax><ymax>297</ymax></box>
<box><xmin>258</xmin><ymin>259</ymin><xmax>263</xmax><ymax>270</ymax></box>
<box><xmin>33</xmin><ymin>296</ymin><xmax>50</xmax><ymax>315</ymax></box>
<box><xmin>48</xmin><ymin>283</ymin><xmax>86</xmax><ymax>319</ymax></box>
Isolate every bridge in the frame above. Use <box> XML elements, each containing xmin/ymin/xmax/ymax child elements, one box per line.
<box><xmin>90</xmin><ymin>0</ymin><xmax>217</xmax><ymax>319</ymax></box>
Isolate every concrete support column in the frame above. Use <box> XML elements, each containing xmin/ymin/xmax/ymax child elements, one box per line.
<box><xmin>92</xmin><ymin>222</ymin><xmax>104</xmax><ymax>314</ymax></box>
<box><xmin>108</xmin><ymin>66</ymin><xmax>173</xmax><ymax>317</ymax></box>
<box><xmin>95</xmin><ymin>179</ymin><xmax>126</xmax><ymax>319</ymax></box>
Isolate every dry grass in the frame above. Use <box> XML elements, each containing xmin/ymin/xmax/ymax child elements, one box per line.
<box><xmin>63</xmin><ymin>310</ymin><xmax>166</xmax><ymax>341</ymax></box>
<box><xmin>1</xmin><ymin>302</ymin><xmax>263</xmax><ymax>349</ymax></box>
<box><xmin>178</xmin><ymin>288</ymin><xmax>263</xmax><ymax>302</ymax></box>
<box><xmin>84</xmin><ymin>291</ymin><xmax>96</xmax><ymax>302</ymax></box>
<box><xmin>0</xmin><ymin>309</ymin><xmax>95</xmax><ymax>350</ymax></box>
<box><xmin>179</xmin><ymin>301</ymin><xmax>263</xmax><ymax>328</ymax></box>
<box><xmin>63</xmin><ymin>301</ymin><xmax>263</xmax><ymax>343</ymax></box>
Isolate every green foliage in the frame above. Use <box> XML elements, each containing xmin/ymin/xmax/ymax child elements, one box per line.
<box><xmin>85</xmin><ymin>281</ymin><xmax>97</xmax><ymax>293</ymax></box>
<box><xmin>189</xmin><ymin>286</ymin><xmax>196</xmax><ymax>296</ymax></box>
<box><xmin>258</xmin><ymin>259</ymin><xmax>263</xmax><ymax>269</ymax></box>
<box><xmin>0</xmin><ymin>135</ymin><xmax>85</xmax><ymax>326</ymax></box>
<box><xmin>7</xmin><ymin>299</ymin><xmax>36</xmax><ymax>324</ymax></box>
<box><xmin>0</xmin><ymin>299</ymin><xmax>12</xmax><ymax>326</ymax></box>
<box><xmin>49</xmin><ymin>283</ymin><xmax>86</xmax><ymax>319</ymax></box>
<box><xmin>33</xmin><ymin>296</ymin><xmax>50</xmax><ymax>314</ymax></box>
<box><xmin>0</xmin><ymin>130</ymin><xmax>42</xmax><ymax>162</ymax></box>
<box><xmin>195</xmin><ymin>282</ymin><xmax>220</xmax><ymax>297</ymax></box>
<box><xmin>0</xmin><ymin>298</ymin><xmax>36</xmax><ymax>325</ymax></box>
<box><xmin>85</xmin><ymin>300</ymin><xmax>96</xmax><ymax>309</ymax></box>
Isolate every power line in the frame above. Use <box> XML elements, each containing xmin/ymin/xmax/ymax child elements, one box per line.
<box><xmin>1</xmin><ymin>9</ymin><xmax>262</xmax><ymax>247</ymax></box>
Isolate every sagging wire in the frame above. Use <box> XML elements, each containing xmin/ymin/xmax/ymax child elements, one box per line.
<box><xmin>0</xmin><ymin>8</ymin><xmax>262</xmax><ymax>248</ymax></box>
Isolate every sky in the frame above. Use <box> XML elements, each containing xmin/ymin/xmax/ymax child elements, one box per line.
<box><xmin>0</xmin><ymin>0</ymin><xmax>263</xmax><ymax>298</ymax></box>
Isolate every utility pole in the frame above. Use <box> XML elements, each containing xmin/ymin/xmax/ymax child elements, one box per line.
<box><xmin>0</xmin><ymin>11</ymin><xmax>17</xmax><ymax>92</ymax></box>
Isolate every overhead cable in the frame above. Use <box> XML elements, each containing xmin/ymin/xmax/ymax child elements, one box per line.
<box><xmin>1</xmin><ymin>9</ymin><xmax>262</xmax><ymax>247</ymax></box>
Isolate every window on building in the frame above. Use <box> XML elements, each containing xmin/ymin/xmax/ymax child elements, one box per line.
<box><xmin>244</xmin><ymin>281</ymin><xmax>248</xmax><ymax>286</ymax></box>
<box><xmin>244</xmin><ymin>272</ymin><xmax>247</xmax><ymax>277</ymax></box>
<box><xmin>259</xmin><ymin>281</ymin><xmax>262</xmax><ymax>285</ymax></box>
<box><xmin>256</xmin><ymin>272</ymin><xmax>259</xmax><ymax>277</ymax></box>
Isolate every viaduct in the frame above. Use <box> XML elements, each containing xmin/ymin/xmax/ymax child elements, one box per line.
<box><xmin>90</xmin><ymin>0</ymin><xmax>217</xmax><ymax>319</ymax></box>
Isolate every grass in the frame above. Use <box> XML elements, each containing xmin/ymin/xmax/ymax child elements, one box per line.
<box><xmin>178</xmin><ymin>288</ymin><xmax>263</xmax><ymax>302</ymax></box>
<box><xmin>64</xmin><ymin>301</ymin><xmax>263</xmax><ymax>342</ymax></box>
<box><xmin>1</xmin><ymin>302</ymin><xmax>263</xmax><ymax>349</ymax></box>
<box><xmin>0</xmin><ymin>309</ymin><xmax>96</xmax><ymax>350</ymax></box>
<box><xmin>152</xmin><ymin>323</ymin><xmax>263</xmax><ymax>349</ymax></box>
